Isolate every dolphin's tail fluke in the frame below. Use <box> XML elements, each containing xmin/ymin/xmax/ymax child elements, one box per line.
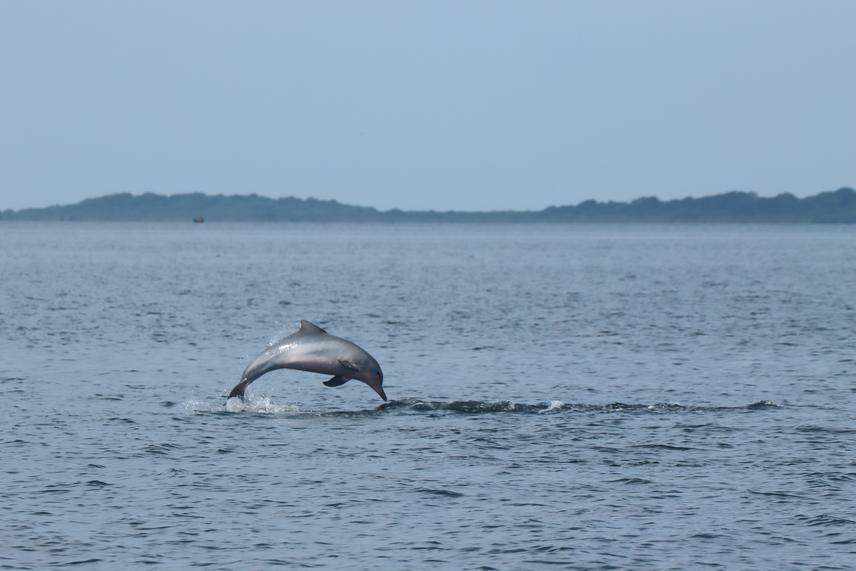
<box><xmin>227</xmin><ymin>379</ymin><xmax>251</xmax><ymax>400</ymax></box>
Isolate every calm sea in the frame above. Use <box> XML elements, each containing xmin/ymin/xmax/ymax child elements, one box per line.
<box><xmin>1</xmin><ymin>222</ymin><xmax>854</xmax><ymax>569</ymax></box>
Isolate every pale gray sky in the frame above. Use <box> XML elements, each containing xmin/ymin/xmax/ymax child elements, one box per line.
<box><xmin>1</xmin><ymin>1</ymin><xmax>854</xmax><ymax>211</ymax></box>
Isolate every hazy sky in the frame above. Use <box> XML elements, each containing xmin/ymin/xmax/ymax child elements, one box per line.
<box><xmin>1</xmin><ymin>1</ymin><xmax>854</xmax><ymax>211</ymax></box>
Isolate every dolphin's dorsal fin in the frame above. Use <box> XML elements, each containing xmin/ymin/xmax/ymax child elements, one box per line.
<box><xmin>298</xmin><ymin>320</ymin><xmax>327</xmax><ymax>335</ymax></box>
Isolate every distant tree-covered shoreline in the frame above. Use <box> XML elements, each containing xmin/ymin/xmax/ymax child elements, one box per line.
<box><xmin>1</xmin><ymin>188</ymin><xmax>855</xmax><ymax>223</ymax></box>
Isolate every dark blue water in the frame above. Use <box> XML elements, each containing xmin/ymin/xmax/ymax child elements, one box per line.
<box><xmin>1</xmin><ymin>222</ymin><xmax>854</xmax><ymax>569</ymax></box>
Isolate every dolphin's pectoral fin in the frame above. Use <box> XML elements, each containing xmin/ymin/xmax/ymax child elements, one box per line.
<box><xmin>338</xmin><ymin>359</ymin><xmax>359</xmax><ymax>373</ymax></box>
<box><xmin>323</xmin><ymin>376</ymin><xmax>350</xmax><ymax>387</ymax></box>
<box><xmin>299</xmin><ymin>320</ymin><xmax>327</xmax><ymax>335</ymax></box>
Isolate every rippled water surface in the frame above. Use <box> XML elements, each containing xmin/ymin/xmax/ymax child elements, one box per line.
<box><xmin>1</xmin><ymin>222</ymin><xmax>855</xmax><ymax>569</ymax></box>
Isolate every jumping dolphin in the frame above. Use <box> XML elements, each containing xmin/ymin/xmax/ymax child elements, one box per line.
<box><xmin>227</xmin><ymin>320</ymin><xmax>386</xmax><ymax>401</ymax></box>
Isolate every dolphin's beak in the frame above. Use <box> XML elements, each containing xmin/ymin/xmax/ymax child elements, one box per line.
<box><xmin>374</xmin><ymin>386</ymin><xmax>388</xmax><ymax>402</ymax></box>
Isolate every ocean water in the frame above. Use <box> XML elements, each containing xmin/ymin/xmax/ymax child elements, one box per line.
<box><xmin>1</xmin><ymin>222</ymin><xmax>854</xmax><ymax>569</ymax></box>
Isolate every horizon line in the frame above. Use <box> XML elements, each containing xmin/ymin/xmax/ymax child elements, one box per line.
<box><xmin>4</xmin><ymin>186</ymin><xmax>854</xmax><ymax>214</ymax></box>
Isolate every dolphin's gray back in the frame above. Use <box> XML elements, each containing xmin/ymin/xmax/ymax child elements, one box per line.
<box><xmin>242</xmin><ymin>332</ymin><xmax>362</xmax><ymax>381</ymax></box>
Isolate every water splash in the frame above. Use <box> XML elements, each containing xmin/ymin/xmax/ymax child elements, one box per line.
<box><xmin>540</xmin><ymin>400</ymin><xmax>566</xmax><ymax>413</ymax></box>
<box><xmin>226</xmin><ymin>395</ymin><xmax>302</xmax><ymax>414</ymax></box>
<box><xmin>179</xmin><ymin>396</ymin><xmax>302</xmax><ymax>414</ymax></box>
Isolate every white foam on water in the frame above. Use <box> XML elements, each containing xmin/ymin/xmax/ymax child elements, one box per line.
<box><xmin>178</xmin><ymin>395</ymin><xmax>301</xmax><ymax>414</ymax></box>
<box><xmin>540</xmin><ymin>400</ymin><xmax>566</xmax><ymax>413</ymax></box>
<box><xmin>224</xmin><ymin>394</ymin><xmax>302</xmax><ymax>414</ymax></box>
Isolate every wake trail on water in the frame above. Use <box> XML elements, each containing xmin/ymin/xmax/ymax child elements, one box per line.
<box><xmin>174</xmin><ymin>396</ymin><xmax>780</xmax><ymax>416</ymax></box>
<box><xmin>376</xmin><ymin>398</ymin><xmax>780</xmax><ymax>415</ymax></box>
